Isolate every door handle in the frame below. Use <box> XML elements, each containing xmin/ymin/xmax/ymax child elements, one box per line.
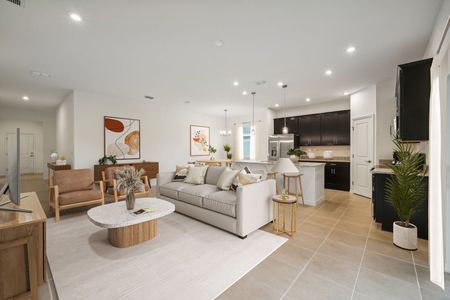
<box><xmin>366</xmin><ymin>160</ymin><xmax>372</xmax><ymax>163</ymax></box>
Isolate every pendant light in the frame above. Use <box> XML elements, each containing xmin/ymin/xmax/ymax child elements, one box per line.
<box><xmin>251</xmin><ymin>92</ymin><xmax>256</xmax><ymax>135</ymax></box>
<box><xmin>281</xmin><ymin>84</ymin><xmax>289</xmax><ymax>134</ymax></box>
<box><xmin>220</xmin><ymin>109</ymin><xmax>232</xmax><ymax>136</ymax></box>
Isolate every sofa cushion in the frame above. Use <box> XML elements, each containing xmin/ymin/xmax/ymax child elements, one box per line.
<box><xmin>59</xmin><ymin>190</ymin><xmax>102</xmax><ymax>206</ymax></box>
<box><xmin>216</xmin><ymin>168</ymin><xmax>240</xmax><ymax>191</ymax></box>
<box><xmin>178</xmin><ymin>184</ymin><xmax>218</xmax><ymax>207</ymax></box>
<box><xmin>159</xmin><ymin>182</ymin><xmax>192</xmax><ymax>199</ymax></box>
<box><xmin>184</xmin><ymin>165</ymin><xmax>208</xmax><ymax>185</ymax></box>
<box><xmin>54</xmin><ymin>169</ymin><xmax>94</xmax><ymax>194</ymax></box>
<box><xmin>205</xmin><ymin>167</ymin><xmax>226</xmax><ymax>185</ymax></box>
<box><xmin>203</xmin><ymin>191</ymin><xmax>237</xmax><ymax>218</ymax></box>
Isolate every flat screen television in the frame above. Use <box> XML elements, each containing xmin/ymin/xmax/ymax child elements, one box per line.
<box><xmin>0</xmin><ymin>128</ymin><xmax>32</xmax><ymax>213</ymax></box>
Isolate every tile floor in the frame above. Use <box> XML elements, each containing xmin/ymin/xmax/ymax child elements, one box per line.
<box><xmin>219</xmin><ymin>190</ymin><xmax>450</xmax><ymax>300</ymax></box>
<box><xmin>3</xmin><ymin>175</ymin><xmax>449</xmax><ymax>300</ymax></box>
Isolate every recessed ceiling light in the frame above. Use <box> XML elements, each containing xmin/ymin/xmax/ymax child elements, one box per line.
<box><xmin>325</xmin><ymin>70</ymin><xmax>333</xmax><ymax>76</ymax></box>
<box><xmin>144</xmin><ymin>95</ymin><xmax>154</xmax><ymax>100</ymax></box>
<box><xmin>277</xmin><ymin>81</ymin><xmax>283</xmax><ymax>87</ymax></box>
<box><xmin>22</xmin><ymin>96</ymin><xmax>29</xmax><ymax>101</ymax></box>
<box><xmin>346</xmin><ymin>46</ymin><xmax>356</xmax><ymax>53</ymax></box>
<box><xmin>255</xmin><ymin>80</ymin><xmax>266</xmax><ymax>86</ymax></box>
<box><xmin>30</xmin><ymin>70</ymin><xmax>51</xmax><ymax>78</ymax></box>
<box><xmin>242</xmin><ymin>91</ymin><xmax>248</xmax><ymax>95</ymax></box>
<box><xmin>344</xmin><ymin>91</ymin><xmax>349</xmax><ymax>96</ymax></box>
<box><xmin>214</xmin><ymin>40</ymin><xmax>224</xmax><ymax>47</ymax></box>
<box><xmin>274</xmin><ymin>103</ymin><xmax>279</xmax><ymax>107</ymax></box>
<box><xmin>306</xmin><ymin>98</ymin><xmax>311</xmax><ymax>102</ymax></box>
<box><xmin>233</xmin><ymin>81</ymin><xmax>239</xmax><ymax>86</ymax></box>
<box><xmin>70</xmin><ymin>13</ymin><xmax>82</xmax><ymax>22</ymax></box>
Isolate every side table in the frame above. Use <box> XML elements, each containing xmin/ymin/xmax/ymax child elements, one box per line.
<box><xmin>47</xmin><ymin>162</ymin><xmax>71</xmax><ymax>186</ymax></box>
<box><xmin>272</xmin><ymin>194</ymin><xmax>297</xmax><ymax>236</ymax></box>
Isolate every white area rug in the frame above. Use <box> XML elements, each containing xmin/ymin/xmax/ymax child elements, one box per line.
<box><xmin>46</xmin><ymin>212</ymin><xmax>286</xmax><ymax>300</ymax></box>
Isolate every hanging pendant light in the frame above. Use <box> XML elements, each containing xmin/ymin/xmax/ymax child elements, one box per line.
<box><xmin>251</xmin><ymin>92</ymin><xmax>256</xmax><ymax>135</ymax></box>
<box><xmin>281</xmin><ymin>84</ymin><xmax>289</xmax><ymax>134</ymax></box>
<box><xmin>220</xmin><ymin>109</ymin><xmax>232</xmax><ymax>136</ymax></box>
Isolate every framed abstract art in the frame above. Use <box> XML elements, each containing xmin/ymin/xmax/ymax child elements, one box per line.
<box><xmin>190</xmin><ymin>125</ymin><xmax>210</xmax><ymax>156</ymax></box>
<box><xmin>104</xmin><ymin>116</ymin><xmax>140</xmax><ymax>159</ymax></box>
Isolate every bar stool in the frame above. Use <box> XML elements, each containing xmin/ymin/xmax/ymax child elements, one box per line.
<box><xmin>266</xmin><ymin>171</ymin><xmax>279</xmax><ymax>194</ymax></box>
<box><xmin>283</xmin><ymin>172</ymin><xmax>304</xmax><ymax>205</ymax></box>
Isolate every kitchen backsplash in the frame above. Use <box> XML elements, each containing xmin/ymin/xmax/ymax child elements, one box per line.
<box><xmin>300</xmin><ymin>145</ymin><xmax>350</xmax><ymax>158</ymax></box>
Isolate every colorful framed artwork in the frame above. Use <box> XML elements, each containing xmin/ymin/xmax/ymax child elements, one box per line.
<box><xmin>104</xmin><ymin>116</ymin><xmax>140</xmax><ymax>160</ymax></box>
<box><xmin>190</xmin><ymin>125</ymin><xmax>210</xmax><ymax>156</ymax></box>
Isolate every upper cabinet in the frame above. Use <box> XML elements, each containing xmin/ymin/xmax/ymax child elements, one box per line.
<box><xmin>396</xmin><ymin>58</ymin><xmax>432</xmax><ymax>141</ymax></box>
<box><xmin>274</xmin><ymin>110</ymin><xmax>350</xmax><ymax>146</ymax></box>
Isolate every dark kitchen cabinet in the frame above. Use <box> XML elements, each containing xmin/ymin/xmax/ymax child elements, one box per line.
<box><xmin>298</xmin><ymin>114</ymin><xmax>321</xmax><ymax>146</ymax></box>
<box><xmin>325</xmin><ymin>162</ymin><xmax>350</xmax><ymax>191</ymax></box>
<box><xmin>274</xmin><ymin>118</ymin><xmax>285</xmax><ymax>134</ymax></box>
<box><xmin>396</xmin><ymin>58</ymin><xmax>432</xmax><ymax>141</ymax></box>
<box><xmin>372</xmin><ymin>173</ymin><xmax>428</xmax><ymax>239</ymax></box>
<box><xmin>273</xmin><ymin>117</ymin><xmax>299</xmax><ymax>134</ymax></box>
<box><xmin>321</xmin><ymin>110</ymin><xmax>350</xmax><ymax>145</ymax></box>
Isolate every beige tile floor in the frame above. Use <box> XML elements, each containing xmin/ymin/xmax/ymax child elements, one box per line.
<box><xmin>219</xmin><ymin>190</ymin><xmax>450</xmax><ymax>300</ymax></box>
<box><xmin>3</xmin><ymin>175</ymin><xmax>449</xmax><ymax>300</ymax></box>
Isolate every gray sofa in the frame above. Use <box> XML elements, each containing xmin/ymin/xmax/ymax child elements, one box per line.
<box><xmin>157</xmin><ymin>166</ymin><xmax>276</xmax><ymax>238</ymax></box>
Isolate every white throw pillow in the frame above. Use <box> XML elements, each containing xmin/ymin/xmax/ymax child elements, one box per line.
<box><xmin>184</xmin><ymin>165</ymin><xmax>208</xmax><ymax>185</ymax></box>
<box><xmin>216</xmin><ymin>168</ymin><xmax>240</xmax><ymax>190</ymax></box>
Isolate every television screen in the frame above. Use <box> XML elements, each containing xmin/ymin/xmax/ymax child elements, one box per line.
<box><xmin>6</xmin><ymin>128</ymin><xmax>20</xmax><ymax>205</ymax></box>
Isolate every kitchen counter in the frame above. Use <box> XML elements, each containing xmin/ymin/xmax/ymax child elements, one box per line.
<box><xmin>233</xmin><ymin>160</ymin><xmax>325</xmax><ymax>206</ymax></box>
<box><xmin>371</xmin><ymin>165</ymin><xmax>429</xmax><ymax>176</ymax></box>
<box><xmin>299</xmin><ymin>156</ymin><xmax>350</xmax><ymax>163</ymax></box>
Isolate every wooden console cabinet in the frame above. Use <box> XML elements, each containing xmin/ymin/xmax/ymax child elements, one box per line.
<box><xmin>0</xmin><ymin>192</ymin><xmax>46</xmax><ymax>300</ymax></box>
<box><xmin>94</xmin><ymin>161</ymin><xmax>159</xmax><ymax>181</ymax></box>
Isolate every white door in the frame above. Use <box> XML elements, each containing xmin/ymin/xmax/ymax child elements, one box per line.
<box><xmin>352</xmin><ymin>116</ymin><xmax>374</xmax><ymax>198</ymax></box>
<box><xmin>5</xmin><ymin>133</ymin><xmax>35</xmax><ymax>174</ymax></box>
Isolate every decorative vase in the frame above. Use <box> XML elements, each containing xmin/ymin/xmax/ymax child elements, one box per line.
<box><xmin>393</xmin><ymin>221</ymin><xmax>417</xmax><ymax>250</ymax></box>
<box><xmin>210</xmin><ymin>156</ymin><xmax>215</xmax><ymax>160</ymax></box>
<box><xmin>289</xmin><ymin>155</ymin><xmax>299</xmax><ymax>163</ymax></box>
<box><xmin>126</xmin><ymin>192</ymin><xmax>135</xmax><ymax>210</ymax></box>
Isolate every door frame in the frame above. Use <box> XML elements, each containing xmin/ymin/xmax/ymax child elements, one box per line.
<box><xmin>4</xmin><ymin>132</ymin><xmax>36</xmax><ymax>175</ymax></box>
<box><xmin>350</xmin><ymin>114</ymin><xmax>375</xmax><ymax>197</ymax></box>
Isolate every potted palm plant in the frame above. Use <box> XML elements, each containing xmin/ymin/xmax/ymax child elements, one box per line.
<box><xmin>116</xmin><ymin>168</ymin><xmax>145</xmax><ymax>210</ymax></box>
<box><xmin>385</xmin><ymin>140</ymin><xmax>427</xmax><ymax>250</ymax></box>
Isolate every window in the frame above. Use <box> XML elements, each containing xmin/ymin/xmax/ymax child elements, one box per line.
<box><xmin>242</xmin><ymin>123</ymin><xmax>251</xmax><ymax>160</ymax></box>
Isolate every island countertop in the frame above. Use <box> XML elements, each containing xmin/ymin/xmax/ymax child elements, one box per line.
<box><xmin>234</xmin><ymin>160</ymin><xmax>325</xmax><ymax>168</ymax></box>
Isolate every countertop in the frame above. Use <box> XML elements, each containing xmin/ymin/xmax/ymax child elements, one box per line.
<box><xmin>299</xmin><ymin>156</ymin><xmax>350</xmax><ymax>163</ymax></box>
<box><xmin>233</xmin><ymin>160</ymin><xmax>325</xmax><ymax>167</ymax></box>
<box><xmin>371</xmin><ymin>165</ymin><xmax>429</xmax><ymax>176</ymax></box>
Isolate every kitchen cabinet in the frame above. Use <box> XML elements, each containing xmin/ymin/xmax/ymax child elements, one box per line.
<box><xmin>273</xmin><ymin>118</ymin><xmax>285</xmax><ymax>134</ymax></box>
<box><xmin>321</xmin><ymin>111</ymin><xmax>350</xmax><ymax>145</ymax></box>
<box><xmin>298</xmin><ymin>114</ymin><xmax>321</xmax><ymax>146</ymax></box>
<box><xmin>372</xmin><ymin>173</ymin><xmax>428</xmax><ymax>239</ymax></box>
<box><xmin>273</xmin><ymin>117</ymin><xmax>299</xmax><ymax>134</ymax></box>
<box><xmin>324</xmin><ymin>162</ymin><xmax>350</xmax><ymax>191</ymax></box>
<box><xmin>396</xmin><ymin>58</ymin><xmax>432</xmax><ymax>141</ymax></box>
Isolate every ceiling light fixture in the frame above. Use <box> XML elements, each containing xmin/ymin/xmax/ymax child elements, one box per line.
<box><xmin>233</xmin><ymin>81</ymin><xmax>239</xmax><ymax>86</ymax></box>
<box><xmin>22</xmin><ymin>96</ymin><xmax>29</xmax><ymax>101</ymax></box>
<box><xmin>214</xmin><ymin>40</ymin><xmax>224</xmax><ymax>47</ymax></box>
<box><xmin>306</xmin><ymin>98</ymin><xmax>311</xmax><ymax>102</ymax></box>
<box><xmin>274</xmin><ymin>103</ymin><xmax>279</xmax><ymax>107</ymax></box>
<box><xmin>277</xmin><ymin>81</ymin><xmax>283</xmax><ymax>87</ymax></box>
<box><xmin>30</xmin><ymin>70</ymin><xmax>52</xmax><ymax>78</ymax></box>
<box><xmin>220</xmin><ymin>109</ymin><xmax>232</xmax><ymax>136</ymax></box>
<box><xmin>325</xmin><ymin>70</ymin><xmax>333</xmax><ymax>76</ymax></box>
<box><xmin>251</xmin><ymin>92</ymin><xmax>256</xmax><ymax>135</ymax></box>
<box><xmin>346</xmin><ymin>46</ymin><xmax>356</xmax><ymax>53</ymax></box>
<box><xmin>281</xmin><ymin>84</ymin><xmax>289</xmax><ymax>134</ymax></box>
<box><xmin>344</xmin><ymin>91</ymin><xmax>349</xmax><ymax>96</ymax></box>
<box><xmin>242</xmin><ymin>91</ymin><xmax>248</xmax><ymax>95</ymax></box>
<box><xmin>70</xmin><ymin>13</ymin><xmax>82</xmax><ymax>22</ymax></box>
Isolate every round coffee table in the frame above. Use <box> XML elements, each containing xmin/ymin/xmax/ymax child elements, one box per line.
<box><xmin>272</xmin><ymin>195</ymin><xmax>297</xmax><ymax>236</ymax></box>
<box><xmin>87</xmin><ymin>197</ymin><xmax>175</xmax><ymax>248</ymax></box>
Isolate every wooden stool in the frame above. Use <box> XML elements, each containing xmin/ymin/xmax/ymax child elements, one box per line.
<box><xmin>272</xmin><ymin>195</ymin><xmax>297</xmax><ymax>236</ymax></box>
<box><xmin>283</xmin><ymin>172</ymin><xmax>304</xmax><ymax>205</ymax></box>
<box><xmin>266</xmin><ymin>171</ymin><xmax>279</xmax><ymax>194</ymax></box>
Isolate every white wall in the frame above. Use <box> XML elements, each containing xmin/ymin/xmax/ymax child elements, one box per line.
<box><xmin>70</xmin><ymin>90</ymin><xmax>224</xmax><ymax>172</ymax></box>
<box><xmin>376</xmin><ymin>78</ymin><xmax>396</xmax><ymax>161</ymax></box>
<box><xmin>0</xmin><ymin>120</ymin><xmax>44</xmax><ymax>175</ymax></box>
<box><xmin>0</xmin><ymin>106</ymin><xmax>56</xmax><ymax>179</ymax></box>
<box><xmin>273</xmin><ymin>98</ymin><xmax>350</xmax><ymax>118</ymax></box>
<box><xmin>56</xmin><ymin>92</ymin><xmax>74</xmax><ymax>165</ymax></box>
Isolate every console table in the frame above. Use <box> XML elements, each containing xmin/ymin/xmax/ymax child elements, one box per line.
<box><xmin>0</xmin><ymin>192</ymin><xmax>46</xmax><ymax>300</ymax></box>
<box><xmin>94</xmin><ymin>161</ymin><xmax>159</xmax><ymax>181</ymax></box>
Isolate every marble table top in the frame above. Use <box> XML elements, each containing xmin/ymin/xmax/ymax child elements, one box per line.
<box><xmin>87</xmin><ymin>197</ymin><xmax>175</xmax><ymax>229</ymax></box>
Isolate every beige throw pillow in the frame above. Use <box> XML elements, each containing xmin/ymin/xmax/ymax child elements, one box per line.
<box><xmin>184</xmin><ymin>165</ymin><xmax>208</xmax><ymax>185</ymax></box>
<box><xmin>216</xmin><ymin>168</ymin><xmax>240</xmax><ymax>190</ymax></box>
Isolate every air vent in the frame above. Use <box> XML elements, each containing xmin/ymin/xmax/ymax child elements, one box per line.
<box><xmin>6</xmin><ymin>0</ymin><xmax>23</xmax><ymax>6</ymax></box>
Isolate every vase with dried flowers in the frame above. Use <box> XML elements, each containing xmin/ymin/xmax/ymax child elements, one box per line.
<box><xmin>115</xmin><ymin>168</ymin><xmax>145</xmax><ymax>210</ymax></box>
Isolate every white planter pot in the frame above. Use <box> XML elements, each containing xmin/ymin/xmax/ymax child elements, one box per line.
<box><xmin>289</xmin><ymin>155</ymin><xmax>299</xmax><ymax>163</ymax></box>
<box><xmin>393</xmin><ymin>221</ymin><xmax>417</xmax><ymax>250</ymax></box>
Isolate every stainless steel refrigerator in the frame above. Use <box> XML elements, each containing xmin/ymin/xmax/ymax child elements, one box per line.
<box><xmin>268</xmin><ymin>134</ymin><xmax>294</xmax><ymax>160</ymax></box>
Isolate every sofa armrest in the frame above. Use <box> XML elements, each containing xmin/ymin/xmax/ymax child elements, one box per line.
<box><xmin>236</xmin><ymin>179</ymin><xmax>276</xmax><ymax>237</ymax></box>
<box><xmin>156</xmin><ymin>172</ymin><xmax>175</xmax><ymax>196</ymax></box>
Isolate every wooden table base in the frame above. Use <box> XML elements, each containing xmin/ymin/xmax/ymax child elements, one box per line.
<box><xmin>108</xmin><ymin>219</ymin><xmax>157</xmax><ymax>248</ymax></box>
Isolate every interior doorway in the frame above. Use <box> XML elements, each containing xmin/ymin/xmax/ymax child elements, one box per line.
<box><xmin>5</xmin><ymin>132</ymin><xmax>36</xmax><ymax>174</ymax></box>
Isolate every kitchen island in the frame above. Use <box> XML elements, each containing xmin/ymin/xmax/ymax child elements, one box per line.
<box><xmin>233</xmin><ymin>160</ymin><xmax>325</xmax><ymax>206</ymax></box>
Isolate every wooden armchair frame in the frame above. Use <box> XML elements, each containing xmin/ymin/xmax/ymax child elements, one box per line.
<box><xmin>49</xmin><ymin>178</ymin><xmax>104</xmax><ymax>222</ymax></box>
<box><xmin>101</xmin><ymin>171</ymin><xmax>151</xmax><ymax>203</ymax></box>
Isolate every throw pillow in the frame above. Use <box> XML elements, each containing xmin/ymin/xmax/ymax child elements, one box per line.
<box><xmin>237</xmin><ymin>173</ymin><xmax>260</xmax><ymax>185</ymax></box>
<box><xmin>172</xmin><ymin>164</ymin><xmax>192</xmax><ymax>182</ymax></box>
<box><xmin>184</xmin><ymin>165</ymin><xmax>208</xmax><ymax>185</ymax></box>
<box><xmin>216</xmin><ymin>168</ymin><xmax>240</xmax><ymax>190</ymax></box>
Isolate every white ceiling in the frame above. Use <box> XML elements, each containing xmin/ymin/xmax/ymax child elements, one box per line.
<box><xmin>0</xmin><ymin>0</ymin><xmax>443</xmax><ymax>116</ymax></box>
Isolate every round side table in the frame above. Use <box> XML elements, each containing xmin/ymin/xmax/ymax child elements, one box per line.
<box><xmin>272</xmin><ymin>195</ymin><xmax>297</xmax><ymax>236</ymax></box>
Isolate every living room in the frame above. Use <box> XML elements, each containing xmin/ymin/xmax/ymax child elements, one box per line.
<box><xmin>1</xmin><ymin>1</ymin><xmax>450</xmax><ymax>299</ymax></box>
